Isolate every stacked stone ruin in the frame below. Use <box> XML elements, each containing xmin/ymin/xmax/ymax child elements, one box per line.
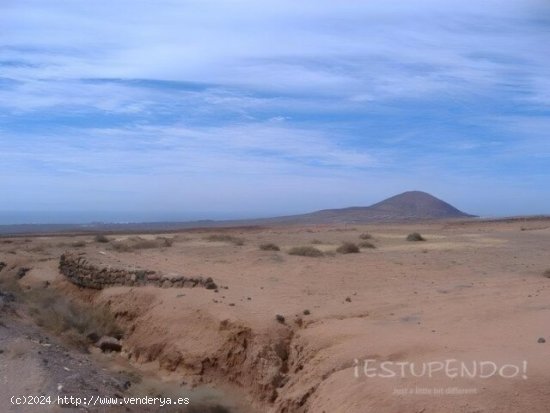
<box><xmin>59</xmin><ymin>253</ymin><xmax>217</xmax><ymax>290</ymax></box>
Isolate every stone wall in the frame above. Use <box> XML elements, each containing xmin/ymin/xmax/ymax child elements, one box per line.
<box><xmin>59</xmin><ymin>253</ymin><xmax>217</xmax><ymax>290</ymax></box>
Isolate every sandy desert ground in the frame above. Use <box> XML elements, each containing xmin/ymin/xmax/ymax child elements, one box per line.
<box><xmin>2</xmin><ymin>218</ymin><xmax>550</xmax><ymax>412</ymax></box>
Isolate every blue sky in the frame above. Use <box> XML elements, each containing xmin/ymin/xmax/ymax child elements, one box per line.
<box><xmin>1</xmin><ymin>0</ymin><xmax>549</xmax><ymax>223</ymax></box>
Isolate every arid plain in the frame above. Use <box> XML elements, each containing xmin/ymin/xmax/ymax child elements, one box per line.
<box><xmin>2</xmin><ymin>218</ymin><xmax>550</xmax><ymax>412</ymax></box>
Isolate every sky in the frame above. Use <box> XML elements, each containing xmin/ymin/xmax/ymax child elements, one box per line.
<box><xmin>1</xmin><ymin>0</ymin><xmax>549</xmax><ymax>223</ymax></box>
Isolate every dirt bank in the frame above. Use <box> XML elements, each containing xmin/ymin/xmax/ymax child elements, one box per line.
<box><xmin>2</xmin><ymin>221</ymin><xmax>550</xmax><ymax>412</ymax></box>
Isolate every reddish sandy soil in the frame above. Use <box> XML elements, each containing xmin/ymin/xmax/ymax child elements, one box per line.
<box><xmin>2</xmin><ymin>218</ymin><xmax>550</xmax><ymax>412</ymax></box>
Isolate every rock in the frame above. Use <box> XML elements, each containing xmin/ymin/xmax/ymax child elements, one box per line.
<box><xmin>345</xmin><ymin>297</ymin><xmax>352</xmax><ymax>303</ymax></box>
<box><xmin>97</xmin><ymin>336</ymin><xmax>122</xmax><ymax>353</ymax></box>
<box><xmin>538</xmin><ymin>337</ymin><xmax>546</xmax><ymax>344</ymax></box>
<box><xmin>146</xmin><ymin>273</ymin><xmax>161</xmax><ymax>281</ymax></box>
<box><xmin>275</xmin><ymin>314</ymin><xmax>285</xmax><ymax>324</ymax></box>
<box><xmin>0</xmin><ymin>290</ymin><xmax>15</xmax><ymax>303</ymax></box>
<box><xmin>0</xmin><ymin>290</ymin><xmax>16</xmax><ymax>310</ymax></box>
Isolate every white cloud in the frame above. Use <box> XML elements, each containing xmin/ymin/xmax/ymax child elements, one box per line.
<box><xmin>1</xmin><ymin>0</ymin><xmax>549</xmax><ymax>109</ymax></box>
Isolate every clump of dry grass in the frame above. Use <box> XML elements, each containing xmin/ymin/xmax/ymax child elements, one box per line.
<box><xmin>358</xmin><ymin>241</ymin><xmax>376</xmax><ymax>249</ymax></box>
<box><xmin>205</xmin><ymin>234</ymin><xmax>245</xmax><ymax>246</ymax></box>
<box><xmin>111</xmin><ymin>236</ymin><xmax>174</xmax><ymax>252</ymax></box>
<box><xmin>288</xmin><ymin>246</ymin><xmax>324</xmax><ymax>257</ymax></box>
<box><xmin>310</xmin><ymin>239</ymin><xmax>323</xmax><ymax>245</ymax></box>
<box><xmin>406</xmin><ymin>232</ymin><xmax>425</xmax><ymax>242</ymax></box>
<box><xmin>259</xmin><ymin>243</ymin><xmax>280</xmax><ymax>251</ymax></box>
<box><xmin>359</xmin><ymin>233</ymin><xmax>372</xmax><ymax>240</ymax></box>
<box><xmin>336</xmin><ymin>242</ymin><xmax>360</xmax><ymax>254</ymax></box>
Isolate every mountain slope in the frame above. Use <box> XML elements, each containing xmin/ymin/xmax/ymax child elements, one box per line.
<box><xmin>367</xmin><ymin>190</ymin><xmax>474</xmax><ymax>219</ymax></box>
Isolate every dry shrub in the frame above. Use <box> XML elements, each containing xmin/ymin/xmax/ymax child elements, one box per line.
<box><xmin>336</xmin><ymin>242</ymin><xmax>360</xmax><ymax>254</ymax></box>
<box><xmin>205</xmin><ymin>234</ymin><xmax>245</xmax><ymax>246</ymax></box>
<box><xmin>111</xmin><ymin>236</ymin><xmax>174</xmax><ymax>252</ymax></box>
<box><xmin>24</xmin><ymin>288</ymin><xmax>121</xmax><ymax>339</ymax></box>
<box><xmin>310</xmin><ymin>239</ymin><xmax>323</xmax><ymax>244</ymax></box>
<box><xmin>359</xmin><ymin>233</ymin><xmax>372</xmax><ymax>240</ymax></box>
<box><xmin>358</xmin><ymin>241</ymin><xmax>376</xmax><ymax>249</ymax></box>
<box><xmin>259</xmin><ymin>243</ymin><xmax>280</xmax><ymax>251</ymax></box>
<box><xmin>329</xmin><ymin>227</ymin><xmax>357</xmax><ymax>232</ymax></box>
<box><xmin>288</xmin><ymin>246</ymin><xmax>324</xmax><ymax>257</ymax></box>
<box><xmin>94</xmin><ymin>234</ymin><xmax>110</xmax><ymax>243</ymax></box>
<box><xmin>275</xmin><ymin>314</ymin><xmax>286</xmax><ymax>324</ymax></box>
<box><xmin>544</xmin><ymin>269</ymin><xmax>550</xmax><ymax>278</ymax></box>
<box><xmin>2</xmin><ymin>279</ymin><xmax>121</xmax><ymax>349</ymax></box>
<box><xmin>406</xmin><ymin>232</ymin><xmax>425</xmax><ymax>242</ymax></box>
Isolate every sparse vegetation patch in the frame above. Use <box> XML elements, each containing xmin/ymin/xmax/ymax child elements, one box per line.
<box><xmin>205</xmin><ymin>234</ymin><xmax>245</xmax><ymax>246</ymax></box>
<box><xmin>288</xmin><ymin>246</ymin><xmax>324</xmax><ymax>257</ymax></box>
<box><xmin>2</xmin><ymin>277</ymin><xmax>122</xmax><ymax>349</ymax></box>
<box><xmin>111</xmin><ymin>236</ymin><xmax>174</xmax><ymax>252</ymax></box>
<box><xmin>359</xmin><ymin>233</ymin><xmax>372</xmax><ymax>240</ymax></box>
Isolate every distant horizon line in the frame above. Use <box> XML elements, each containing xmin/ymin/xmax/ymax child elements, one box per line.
<box><xmin>2</xmin><ymin>213</ymin><xmax>550</xmax><ymax>228</ymax></box>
